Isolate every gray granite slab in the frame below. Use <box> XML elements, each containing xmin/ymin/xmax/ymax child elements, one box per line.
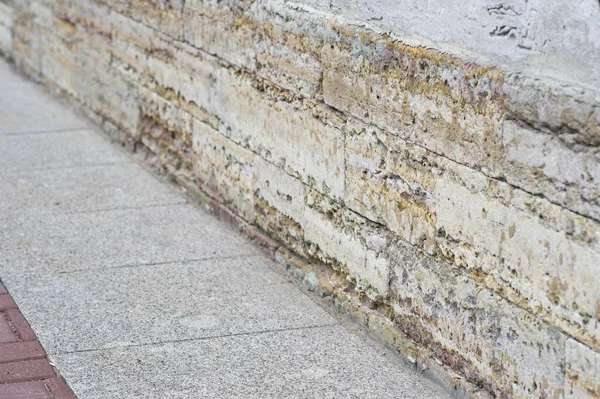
<box><xmin>0</xmin><ymin>86</ymin><xmax>88</xmax><ymax>135</ymax></box>
<box><xmin>0</xmin><ymin>129</ymin><xmax>128</xmax><ymax>172</ymax></box>
<box><xmin>3</xmin><ymin>257</ymin><xmax>336</xmax><ymax>353</ymax></box>
<box><xmin>0</xmin><ymin>204</ymin><xmax>260</xmax><ymax>275</ymax></box>
<box><xmin>52</xmin><ymin>326</ymin><xmax>445</xmax><ymax>399</ymax></box>
<box><xmin>0</xmin><ymin>162</ymin><xmax>185</xmax><ymax>216</ymax></box>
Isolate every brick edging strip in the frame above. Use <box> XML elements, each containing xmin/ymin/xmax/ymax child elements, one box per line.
<box><xmin>0</xmin><ymin>283</ymin><xmax>76</xmax><ymax>398</ymax></box>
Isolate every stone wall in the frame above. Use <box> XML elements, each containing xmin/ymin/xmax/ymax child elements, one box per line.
<box><xmin>2</xmin><ymin>1</ymin><xmax>599</xmax><ymax>397</ymax></box>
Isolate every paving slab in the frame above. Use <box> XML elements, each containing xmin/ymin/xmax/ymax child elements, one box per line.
<box><xmin>3</xmin><ymin>257</ymin><xmax>336</xmax><ymax>353</ymax></box>
<box><xmin>0</xmin><ymin>61</ymin><xmax>15</xmax><ymax>82</ymax></box>
<box><xmin>0</xmin><ymin>204</ymin><xmax>260</xmax><ymax>276</ymax></box>
<box><xmin>0</xmin><ymin>62</ymin><xmax>32</xmax><ymax>91</ymax></box>
<box><xmin>0</xmin><ymin>87</ymin><xmax>88</xmax><ymax>135</ymax></box>
<box><xmin>0</xmin><ymin>129</ymin><xmax>128</xmax><ymax>172</ymax></box>
<box><xmin>52</xmin><ymin>326</ymin><xmax>445</xmax><ymax>399</ymax></box>
<box><xmin>0</xmin><ymin>163</ymin><xmax>185</xmax><ymax>216</ymax></box>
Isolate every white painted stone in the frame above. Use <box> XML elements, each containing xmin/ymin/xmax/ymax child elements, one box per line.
<box><xmin>292</xmin><ymin>0</ymin><xmax>600</xmax><ymax>86</ymax></box>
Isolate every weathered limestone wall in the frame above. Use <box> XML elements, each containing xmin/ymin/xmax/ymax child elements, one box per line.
<box><xmin>1</xmin><ymin>1</ymin><xmax>599</xmax><ymax>398</ymax></box>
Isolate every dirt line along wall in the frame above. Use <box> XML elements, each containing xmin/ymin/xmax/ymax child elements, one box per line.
<box><xmin>1</xmin><ymin>0</ymin><xmax>599</xmax><ymax>397</ymax></box>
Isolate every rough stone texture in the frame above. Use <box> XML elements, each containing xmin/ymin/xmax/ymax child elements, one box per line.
<box><xmin>388</xmin><ymin>241</ymin><xmax>565</xmax><ymax>399</ymax></box>
<box><xmin>2</xmin><ymin>0</ymin><xmax>599</xmax><ymax>397</ymax></box>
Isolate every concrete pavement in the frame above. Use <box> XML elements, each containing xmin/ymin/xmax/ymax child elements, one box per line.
<box><xmin>0</xmin><ymin>59</ymin><xmax>447</xmax><ymax>398</ymax></box>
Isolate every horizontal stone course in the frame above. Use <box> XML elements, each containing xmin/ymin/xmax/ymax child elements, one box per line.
<box><xmin>323</xmin><ymin>42</ymin><xmax>505</xmax><ymax>178</ymax></box>
<box><xmin>304</xmin><ymin>189</ymin><xmax>391</xmax><ymax>298</ymax></box>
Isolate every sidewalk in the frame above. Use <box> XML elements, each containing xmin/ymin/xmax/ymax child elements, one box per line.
<box><xmin>0</xmin><ymin>59</ymin><xmax>447</xmax><ymax>399</ymax></box>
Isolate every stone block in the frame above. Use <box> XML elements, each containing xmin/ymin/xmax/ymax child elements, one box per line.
<box><xmin>192</xmin><ymin>118</ymin><xmax>256</xmax><ymax>222</ymax></box>
<box><xmin>504</xmin><ymin>73</ymin><xmax>600</xmax><ymax>147</ymax></box>
<box><xmin>345</xmin><ymin>119</ymin><xmax>438</xmax><ymax>253</ymax></box>
<box><xmin>183</xmin><ymin>1</ymin><xmax>324</xmax><ymax>98</ymax></box>
<box><xmin>322</xmin><ymin>39</ymin><xmax>504</xmax><ymax>176</ymax></box>
<box><xmin>252</xmin><ymin>157</ymin><xmax>307</xmax><ymax>256</ymax></box>
<box><xmin>0</xmin><ymin>2</ymin><xmax>13</xmax><ymax>56</ymax></box>
<box><xmin>436</xmin><ymin>158</ymin><xmax>600</xmax><ymax>348</ymax></box>
<box><xmin>253</xmin><ymin>156</ymin><xmax>306</xmax><ymax>226</ymax></box>
<box><xmin>11</xmin><ymin>11</ymin><xmax>43</xmax><ymax>76</ymax></box>
<box><xmin>137</xmin><ymin>86</ymin><xmax>195</xmax><ymax>171</ymax></box>
<box><xmin>109</xmin><ymin>0</ymin><xmax>184</xmax><ymax>40</ymax></box>
<box><xmin>503</xmin><ymin>119</ymin><xmax>600</xmax><ymax>220</ymax></box>
<box><xmin>252</xmin><ymin>5</ymin><xmax>325</xmax><ymax>99</ymax></box>
<box><xmin>304</xmin><ymin>190</ymin><xmax>390</xmax><ymax>298</ymax></box>
<box><xmin>32</xmin><ymin>0</ymin><xmax>112</xmax><ymax>63</ymax></box>
<box><xmin>214</xmin><ymin>68</ymin><xmax>345</xmax><ymax>199</ymax></box>
<box><xmin>182</xmin><ymin>1</ymin><xmax>256</xmax><ymax>71</ymax></box>
<box><xmin>389</xmin><ymin>241</ymin><xmax>565</xmax><ymax>399</ymax></box>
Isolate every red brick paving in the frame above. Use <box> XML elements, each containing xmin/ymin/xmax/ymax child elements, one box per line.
<box><xmin>0</xmin><ymin>282</ymin><xmax>76</xmax><ymax>398</ymax></box>
<box><xmin>5</xmin><ymin>308</ymin><xmax>39</xmax><ymax>342</ymax></box>
<box><xmin>0</xmin><ymin>380</ymin><xmax>53</xmax><ymax>399</ymax></box>
<box><xmin>0</xmin><ymin>295</ymin><xmax>18</xmax><ymax>311</ymax></box>
<box><xmin>0</xmin><ymin>342</ymin><xmax>45</xmax><ymax>364</ymax></box>
<box><xmin>0</xmin><ymin>378</ymin><xmax>73</xmax><ymax>399</ymax></box>
<box><xmin>0</xmin><ymin>315</ymin><xmax>18</xmax><ymax>344</ymax></box>
<box><xmin>0</xmin><ymin>359</ymin><xmax>55</xmax><ymax>384</ymax></box>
